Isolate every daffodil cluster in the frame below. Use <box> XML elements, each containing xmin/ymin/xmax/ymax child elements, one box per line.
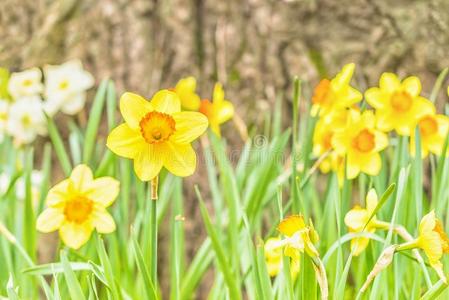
<box><xmin>0</xmin><ymin>60</ymin><xmax>94</xmax><ymax>145</ymax></box>
<box><xmin>312</xmin><ymin>65</ymin><xmax>449</xmax><ymax>183</ymax></box>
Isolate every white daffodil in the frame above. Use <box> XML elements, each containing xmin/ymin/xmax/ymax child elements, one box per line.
<box><xmin>6</xmin><ymin>96</ymin><xmax>46</xmax><ymax>145</ymax></box>
<box><xmin>0</xmin><ymin>99</ymin><xmax>9</xmax><ymax>142</ymax></box>
<box><xmin>44</xmin><ymin>60</ymin><xmax>94</xmax><ymax>116</ymax></box>
<box><xmin>7</xmin><ymin>68</ymin><xmax>44</xmax><ymax>99</ymax></box>
<box><xmin>0</xmin><ymin>170</ymin><xmax>42</xmax><ymax>205</ymax></box>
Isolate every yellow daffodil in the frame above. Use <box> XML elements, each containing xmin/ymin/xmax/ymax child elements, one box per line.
<box><xmin>278</xmin><ymin>215</ymin><xmax>320</xmax><ymax>259</ymax></box>
<box><xmin>332</xmin><ymin>110</ymin><xmax>388</xmax><ymax>179</ymax></box>
<box><xmin>264</xmin><ymin>237</ymin><xmax>300</xmax><ymax>278</ymax></box>
<box><xmin>365</xmin><ymin>73</ymin><xmax>435</xmax><ymax>136</ymax></box>
<box><xmin>107</xmin><ymin>90</ymin><xmax>208</xmax><ymax>181</ymax></box>
<box><xmin>173</xmin><ymin>77</ymin><xmax>201</xmax><ymax>111</ymax></box>
<box><xmin>277</xmin><ymin>215</ymin><xmax>328</xmax><ymax>299</ymax></box>
<box><xmin>344</xmin><ymin>189</ymin><xmax>389</xmax><ymax>256</ymax></box>
<box><xmin>416</xmin><ymin>211</ymin><xmax>449</xmax><ymax>281</ymax></box>
<box><xmin>311</xmin><ymin>63</ymin><xmax>362</xmax><ymax>117</ymax></box>
<box><xmin>410</xmin><ymin>113</ymin><xmax>449</xmax><ymax>157</ymax></box>
<box><xmin>313</xmin><ymin>108</ymin><xmax>351</xmax><ymax>173</ymax></box>
<box><xmin>199</xmin><ymin>83</ymin><xmax>234</xmax><ymax>136</ymax></box>
<box><xmin>397</xmin><ymin>211</ymin><xmax>449</xmax><ymax>282</ymax></box>
<box><xmin>36</xmin><ymin>165</ymin><xmax>119</xmax><ymax>249</ymax></box>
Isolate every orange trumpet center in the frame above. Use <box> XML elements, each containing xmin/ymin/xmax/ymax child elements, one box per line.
<box><xmin>352</xmin><ymin>129</ymin><xmax>375</xmax><ymax>153</ymax></box>
<box><xmin>390</xmin><ymin>91</ymin><xmax>413</xmax><ymax>112</ymax></box>
<box><xmin>64</xmin><ymin>196</ymin><xmax>93</xmax><ymax>224</ymax></box>
<box><xmin>419</xmin><ymin>116</ymin><xmax>438</xmax><ymax>137</ymax></box>
<box><xmin>139</xmin><ymin>111</ymin><xmax>176</xmax><ymax>144</ymax></box>
<box><xmin>312</xmin><ymin>79</ymin><xmax>332</xmax><ymax>106</ymax></box>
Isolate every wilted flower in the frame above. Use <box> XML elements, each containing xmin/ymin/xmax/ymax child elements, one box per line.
<box><xmin>332</xmin><ymin>110</ymin><xmax>388</xmax><ymax>179</ymax></box>
<box><xmin>174</xmin><ymin>77</ymin><xmax>201</xmax><ymax>111</ymax></box>
<box><xmin>6</xmin><ymin>96</ymin><xmax>46</xmax><ymax>145</ymax></box>
<box><xmin>36</xmin><ymin>165</ymin><xmax>119</xmax><ymax>249</ymax></box>
<box><xmin>44</xmin><ymin>60</ymin><xmax>94</xmax><ymax>115</ymax></box>
<box><xmin>410</xmin><ymin>113</ymin><xmax>449</xmax><ymax>157</ymax></box>
<box><xmin>311</xmin><ymin>63</ymin><xmax>362</xmax><ymax>117</ymax></box>
<box><xmin>107</xmin><ymin>90</ymin><xmax>208</xmax><ymax>181</ymax></box>
<box><xmin>7</xmin><ymin>68</ymin><xmax>44</xmax><ymax>99</ymax></box>
<box><xmin>264</xmin><ymin>237</ymin><xmax>300</xmax><ymax>278</ymax></box>
<box><xmin>199</xmin><ymin>83</ymin><xmax>234</xmax><ymax>137</ymax></box>
<box><xmin>365</xmin><ymin>73</ymin><xmax>435</xmax><ymax>136</ymax></box>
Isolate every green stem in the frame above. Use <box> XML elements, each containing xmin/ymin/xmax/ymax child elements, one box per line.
<box><xmin>396</xmin><ymin>240</ymin><xmax>419</xmax><ymax>252</ymax></box>
<box><xmin>150</xmin><ymin>177</ymin><xmax>158</xmax><ymax>293</ymax></box>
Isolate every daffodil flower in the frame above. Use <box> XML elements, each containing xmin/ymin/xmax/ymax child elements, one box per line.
<box><xmin>410</xmin><ymin>113</ymin><xmax>449</xmax><ymax>157</ymax></box>
<box><xmin>199</xmin><ymin>83</ymin><xmax>234</xmax><ymax>137</ymax></box>
<box><xmin>36</xmin><ymin>165</ymin><xmax>119</xmax><ymax>249</ymax></box>
<box><xmin>313</xmin><ymin>108</ymin><xmax>351</xmax><ymax>173</ymax></box>
<box><xmin>174</xmin><ymin>77</ymin><xmax>201</xmax><ymax>111</ymax></box>
<box><xmin>311</xmin><ymin>63</ymin><xmax>362</xmax><ymax>117</ymax></box>
<box><xmin>397</xmin><ymin>211</ymin><xmax>449</xmax><ymax>282</ymax></box>
<box><xmin>344</xmin><ymin>189</ymin><xmax>389</xmax><ymax>256</ymax></box>
<box><xmin>107</xmin><ymin>90</ymin><xmax>208</xmax><ymax>181</ymax></box>
<box><xmin>44</xmin><ymin>60</ymin><xmax>95</xmax><ymax>116</ymax></box>
<box><xmin>332</xmin><ymin>109</ymin><xmax>388</xmax><ymax>179</ymax></box>
<box><xmin>264</xmin><ymin>237</ymin><xmax>300</xmax><ymax>278</ymax></box>
<box><xmin>6</xmin><ymin>96</ymin><xmax>46</xmax><ymax>145</ymax></box>
<box><xmin>365</xmin><ymin>73</ymin><xmax>435</xmax><ymax>136</ymax></box>
<box><xmin>7</xmin><ymin>68</ymin><xmax>44</xmax><ymax>99</ymax></box>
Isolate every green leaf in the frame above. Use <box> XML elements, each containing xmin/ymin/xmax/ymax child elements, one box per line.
<box><xmin>195</xmin><ymin>186</ymin><xmax>242</xmax><ymax>300</ymax></box>
<box><xmin>130</xmin><ymin>228</ymin><xmax>157</xmax><ymax>300</ymax></box>
<box><xmin>60</xmin><ymin>251</ymin><xmax>86</xmax><ymax>300</ymax></box>
<box><xmin>46</xmin><ymin>114</ymin><xmax>72</xmax><ymax>176</ymax></box>
<box><xmin>83</xmin><ymin>79</ymin><xmax>108</xmax><ymax>164</ymax></box>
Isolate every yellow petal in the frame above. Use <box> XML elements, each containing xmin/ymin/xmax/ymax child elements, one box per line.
<box><xmin>374</xmin><ymin>131</ymin><xmax>389</xmax><ymax>152</ymax></box>
<box><xmin>133</xmin><ymin>144</ymin><xmax>163</xmax><ymax>181</ymax></box>
<box><xmin>70</xmin><ymin>164</ymin><xmax>94</xmax><ymax>192</ymax></box>
<box><xmin>359</xmin><ymin>153</ymin><xmax>382</xmax><ymax>176</ymax></box>
<box><xmin>120</xmin><ymin>92</ymin><xmax>152</xmax><ymax>130</ymax></box>
<box><xmin>346</xmin><ymin>158</ymin><xmax>360</xmax><ymax>179</ymax></box>
<box><xmin>345</xmin><ymin>86</ymin><xmax>363</xmax><ymax>105</ymax></box>
<box><xmin>379</xmin><ymin>73</ymin><xmax>400</xmax><ymax>93</ymax></box>
<box><xmin>151</xmin><ymin>90</ymin><xmax>181</xmax><ymax>114</ymax></box>
<box><xmin>402</xmin><ymin>76</ymin><xmax>421</xmax><ymax>97</ymax></box>
<box><xmin>420</xmin><ymin>231</ymin><xmax>443</xmax><ymax>265</ymax></box>
<box><xmin>91</xmin><ymin>209</ymin><xmax>116</xmax><ymax>233</ymax></box>
<box><xmin>217</xmin><ymin>100</ymin><xmax>234</xmax><ymax>124</ymax></box>
<box><xmin>278</xmin><ymin>215</ymin><xmax>306</xmax><ymax>237</ymax></box>
<box><xmin>365</xmin><ymin>87</ymin><xmax>385</xmax><ymax>109</ymax></box>
<box><xmin>175</xmin><ymin>77</ymin><xmax>201</xmax><ymax>111</ymax></box>
<box><xmin>351</xmin><ymin>237</ymin><xmax>370</xmax><ymax>256</ymax></box>
<box><xmin>332</xmin><ymin>63</ymin><xmax>355</xmax><ymax>89</ymax></box>
<box><xmin>86</xmin><ymin>177</ymin><xmax>120</xmax><ymax>207</ymax></box>
<box><xmin>366</xmin><ymin>189</ymin><xmax>378</xmax><ymax>213</ymax></box>
<box><xmin>107</xmin><ymin>123</ymin><xmax>146</xmax><ymax>159</ymax></box>
<box><xmin>46</xmin><ymin>179</ymin><xmax>70</xmax><ymax>206</ymax></box>
<box><xmin>59</xmin><ymin>222</ymin><xmax>93</xmax><ymax>249</ymax></box>
<box><xmin>412</xmin><ymin>97</ymin><xmax>436</xmax><ymax>119</ymax></box>
<box><xmin>160</xmin><ymin>142</ymin><xmax>196</xmax><ymax>177</ymax></box>
<box><xmin>170</xmin><ymin>111</ymin><xmax>208</xmax><ymax>144</ymax></box>
<box><xmin>36</xmin><ymin>208</ymin><xmax>64</xmax><ymax>232</ymax></box>
<box><xmin>419</xmin><ymin>210</ymin><xmax>436</xmax><ymax>235</ymax></box>
<box><xmin>344</xmin><ymin>207</ymin><xmax>368</xmax><ymax>231</ymax></box>
<box><xmin>213</xmin><ymin>83</ymin><xmax>225</xmax><ymax>104</ymax></box>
